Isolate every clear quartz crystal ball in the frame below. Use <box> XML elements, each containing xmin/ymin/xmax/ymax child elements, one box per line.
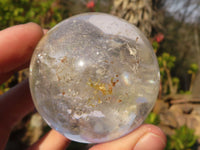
<box><xmin>29</xmin><ymin>13</ymin><xmax>160</xmax><ymax>143</ymax></box>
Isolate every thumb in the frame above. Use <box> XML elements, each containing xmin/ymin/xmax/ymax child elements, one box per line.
<box><xmin>90</xmin><ymin>124</ymin><xmax>166</xmax><ymax>150</ymax></box>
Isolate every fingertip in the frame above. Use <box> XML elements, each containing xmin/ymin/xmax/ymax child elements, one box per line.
<box><xmin>0</xmin><ymin>22</ymin><xmax>44</xmax><ymax>73</ymax></box>
<box><xmin>133</xmin><ymin>124</ymin><xmax>166</xmax><ymax>150</ymax></box>
<box><xmin>19</xmin><ymin>22</ymin><xmax>44</xmax><ymax>50</ymax></box>
<box><xmin>90</xmin><ymin>124</ymin><xmax>166</xmax><ymax>150</ymax></box>
<box><xmin>141</xmin><ymin>124</ymin><xmax>167</xmax><ymax>144</ymax></box>
<box><xmin>25</xmin><ymin>22</ymin><xmax>43</xmax><ymax>33</ymax></box>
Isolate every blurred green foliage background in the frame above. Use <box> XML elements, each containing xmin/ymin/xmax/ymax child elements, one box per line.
<box><xmin>0</xmin><ymin>0</ymin><xmax>63</xmax><ymax>29</ymax></box>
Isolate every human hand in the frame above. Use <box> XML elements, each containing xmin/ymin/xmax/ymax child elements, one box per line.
<box><xmin>0</xmin><ymin>23</ymin><xmax>166</xmax><ymax>150</ymax></box>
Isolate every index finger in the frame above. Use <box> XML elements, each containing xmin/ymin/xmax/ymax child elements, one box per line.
<box><xmin>0</xmin><ymin>23</ymin><xmax>43</xmax><ymax>83</ymax></box>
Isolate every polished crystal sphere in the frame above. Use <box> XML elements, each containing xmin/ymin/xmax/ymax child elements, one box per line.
<box><xmin>29</xmin><ymin>13</ymin><xmax>160</xmax><ymax>143</ymax></box>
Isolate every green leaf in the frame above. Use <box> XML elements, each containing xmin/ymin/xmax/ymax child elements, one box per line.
<box><xmin>144</xmin><ymin>112</ymin><xmax>160</xmax><ymax>125</ymax></box>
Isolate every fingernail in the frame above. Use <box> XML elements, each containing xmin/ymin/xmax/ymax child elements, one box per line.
<box><xmin>134</xmin><ymin>133</ymin><xmax>166</xmax><ymax>150</ymax></box>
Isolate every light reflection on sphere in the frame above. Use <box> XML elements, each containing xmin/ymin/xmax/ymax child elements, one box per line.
<box><xmin>29</xmin><ymin>13</ymin><xmax>160</xmax><ymax>143</ymax></box>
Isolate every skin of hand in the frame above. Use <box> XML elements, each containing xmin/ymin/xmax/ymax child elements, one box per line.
<box><xmin>0</xmin><ymin>23</ymin><xmax>166</xmax><ymax>150</ymax></box>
